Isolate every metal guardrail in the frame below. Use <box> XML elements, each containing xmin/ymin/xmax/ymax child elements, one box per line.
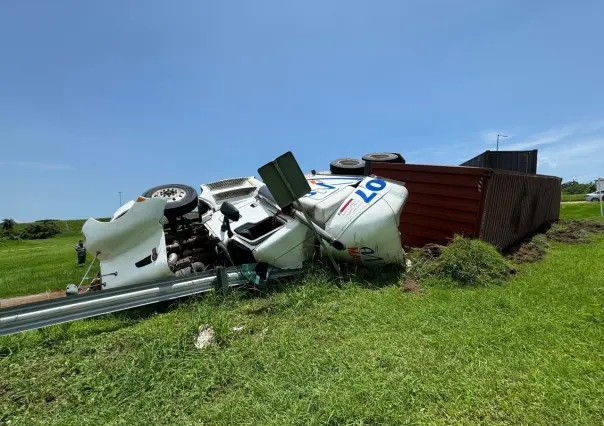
<box><xmin>0</xmin><ymin>264</ymin><xmax>301</xmax><ymax>337</ymax></box>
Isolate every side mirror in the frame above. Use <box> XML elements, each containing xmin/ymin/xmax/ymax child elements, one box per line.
<box><xmin>220</xmin><ymin>201</ymin><xmax>240</xmax><ymax>222</ymax></box>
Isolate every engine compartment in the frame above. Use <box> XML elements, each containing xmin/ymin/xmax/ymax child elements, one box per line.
<box><xmin>163</xmin><ymin>215</ymin><xmax>234</xmax><ymax>278</ymax></box>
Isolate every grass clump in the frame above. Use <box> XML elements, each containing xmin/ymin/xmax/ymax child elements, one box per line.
<box><xmin>437</xmin><ymin>235</ymin><xmax>512</xmax><ymax>286</ymax></box>
<box><xmin>407</xmin><ymin>235</ymin><xmax>513</xmax><ymax>287</ymax></box>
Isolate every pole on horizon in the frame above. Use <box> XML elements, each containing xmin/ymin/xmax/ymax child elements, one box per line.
<box><xmin>496</xmin><ymin>134</ymin><xmax>508</xmax><ymax>151</ymax></box>
<box><xmin>597</xmin><ymin>178</ymin><xmax>603</xmax><ymax>218</ymax></box>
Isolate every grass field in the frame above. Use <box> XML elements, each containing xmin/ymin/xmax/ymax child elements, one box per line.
<box><xmin>1</xmin><ymin>204</ymin><xmax>604</xmax><ymax>424</ymax></box>
<box><xmin>560</xmin><ymin>200</ymin><xmax>604</xmax><ymax>220</ymax></box>
<box><xmin>0</xmin><ymin>235</ymin><xmax>91</xmax><ymax>298</ymax></box>
<box><xmin>561</xmin><ymin>193</ymin><xmax>587</xmax><ymax>202</ymax></box>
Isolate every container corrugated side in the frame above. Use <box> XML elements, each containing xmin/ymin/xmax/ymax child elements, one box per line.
<box><xmin>369</xmin><ymin>163</ymin><xmax>491</xmax><ymax>247</ymax></box>
<box><xmin>479</xmin><ymin>170</ymin><xmax>561</xmax><ymax>250</ymax></box>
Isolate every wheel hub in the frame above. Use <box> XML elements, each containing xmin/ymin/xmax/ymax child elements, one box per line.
<box><xmin>151</xmin><ymin>187</ymin><xmax>186</xmax><ymax>202</ymax></box>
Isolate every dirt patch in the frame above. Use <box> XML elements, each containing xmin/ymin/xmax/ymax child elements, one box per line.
<box><xmin>506</xmin><ymin>220</ymin><xmax>604</xmax><ymax>264</ymax></box>
<box><xmin>546</xmin><ymin>220</ymin><xmax>604</xmax><ymax>244</ymax></box>
<box><xmin>0</xmin><ymin>284</ymin><xmax>100</xmax><ymax>308</ymax></box>
<box><xmin>401</xmin><ymin>279</ymin><xmax>421</xmax><ymax>295</ymax></box>
<box><xmin>416</xmin><ymin>243</ymin><xmax>445</xmax><ymax>260</ymax></box>
<box><xmin>0</xmin><ymin>290</ymin><xmax>67</xmax><ymax>308</ymax></box>
<box><xmin>507</xmin><ymin>235</ymin><xmax>549</xmax><ymax>264</ymax></box>
<box><xmin>508</xmin><ymin>242</ymin><xmax>546</xmax><ymax>264</ymax></box>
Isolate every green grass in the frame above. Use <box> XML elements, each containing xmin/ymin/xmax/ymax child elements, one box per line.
<box><xmin>0</xmin><ymin>235</ymin><xmax>92</xmax><ymax>298</ymax></box>
<box><xmin>560</xmin><ymin>200</ymin><xmax>604</xmax><ymax>220</ymax></box>
<box><xmin>0</xmin><ymin>218</ymin><xmax>105</xmax><ymax>298</ymax></box>
<box><xmin>561</xmin><ymin>193</ymin><xmax>587</xmax><ymax>202</ymax></box>
<box><xmin>1</xmin><ymin>203</ymin><xmax>604</xmax><ymax>424</ymax></box>
<box><xmin>2</xmin><ymin>239</ymin><xmax>604</xmax><ymax>424</ymax></box>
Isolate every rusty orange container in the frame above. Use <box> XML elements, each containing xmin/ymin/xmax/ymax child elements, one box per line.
<box><xmin>369</xmin><ymin>162</ymin><xmax>561</xmax><ymax>250</ymax></box>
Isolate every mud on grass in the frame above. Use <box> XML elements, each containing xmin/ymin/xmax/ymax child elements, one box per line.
<box><xmin>506</xmin><ymin>220</ymin><xmax>604</xmax><ymax>264</ymax></box>
<box><xmin>547</xmin><ymin>220</ymin><xmax>604</xmax><ymax>244</ymax></box>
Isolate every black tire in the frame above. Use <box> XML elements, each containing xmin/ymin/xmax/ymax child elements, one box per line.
<box><xmin>362</xmin><ymin>152</ymin><xmax>406</xmax><ymax>164</ymax></box>
<box><xmin>142</xmin><ymin>183</ymin><xmax>198</xmax><ymax>217</ymax></box>
<box><xmin>330</xmin><ymin>158</ymin><xmax>366</xmax><ymax>175</ymax></box>
<box><xmin>591</xmin><ymin>198</ymin><xmax>599</xmax><ymax>202</ymax></box>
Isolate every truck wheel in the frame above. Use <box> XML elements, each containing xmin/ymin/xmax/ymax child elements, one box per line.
<box><xmin>330</xmin><ymin>158</ymin><xmax>366</xmax><ymax>175</ymax></box>
<box><xmin>362</xmin><ymin>152</ymin><xmax>406</xmax><ymax>163</ymax></box>
<box><xmin>142</xmin><ymin>183</ymin><xmax>198</xmax><ymax>217</ymax></box>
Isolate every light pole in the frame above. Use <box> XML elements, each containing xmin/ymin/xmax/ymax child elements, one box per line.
<box><xmin>496</xmin><ymin>134</ymin><xmax>508</xmax><ymax>151</ymax></box>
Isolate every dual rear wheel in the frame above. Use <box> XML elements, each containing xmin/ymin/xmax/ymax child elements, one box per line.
<box><xmin>329</xmin><ymin>152</ymin><xmax>405</xmax><ymax>175</ymax></box>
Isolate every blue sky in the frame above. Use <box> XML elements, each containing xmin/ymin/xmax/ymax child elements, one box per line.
<box><xmin>1</xmin><ymin>0</ymin><xmax>603</xmax><ymax>222</ymax></box>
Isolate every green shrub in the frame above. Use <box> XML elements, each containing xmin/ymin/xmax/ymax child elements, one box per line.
<box><xmin>436</xmin><ymin>235</ymin><xmax>512</xmax><ymax>286</ymax></box>
<box><xmin>21</xmin><ymin>221</ymin><xmax>61</xmax><ymax>240</ymax></box>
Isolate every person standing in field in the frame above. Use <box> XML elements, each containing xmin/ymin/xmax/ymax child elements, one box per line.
<box><xmin>75</xmin><ymin>240</ymin><xmax>87</xmax><ymax>267</ymax></box>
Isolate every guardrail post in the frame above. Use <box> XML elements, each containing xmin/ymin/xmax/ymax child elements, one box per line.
<box><xmin>214</xmin><ymin>266</ymin><xmax>230</xmax><ymax>296</ymax></box>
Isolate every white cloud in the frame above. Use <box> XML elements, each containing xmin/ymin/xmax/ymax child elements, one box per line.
<box><xmin>537</xmin><ymin>138</ymin><xmax>604</xmax><ymax>181</ymax></box>
<box><xmin>540</xmin><ymin>138</ymin><xmax>603</xmax><ymax>159</ymax></box>
<box><xmin>475</xmin><ymin>119</ymin><xmax>604</xmax><ymax>181</ymax></box>
<box><xmin>0</xmin><ymin>161</ymin><xmax>73</xmax><ymax>171</ymax></box>
<box><xmin>504</xmin><ymin>120</ymin><xmax>604</xmax><ymax>151</ymax></box>
<box><xmin>537</xmin><ymin>156</ymin><xmax>557</xmax><ymax>168</ymax></box>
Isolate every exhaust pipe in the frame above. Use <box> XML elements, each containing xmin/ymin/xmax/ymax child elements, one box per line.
<box><xmin>291</xmin><ymin>210</ymin><xmax>345</xmax><ymax>251</ymax></box>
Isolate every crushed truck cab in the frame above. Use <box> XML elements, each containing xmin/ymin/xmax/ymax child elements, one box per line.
<box><xmin>83</xmin><ymin>167</ymin><xmax>408</xmax><ymax>290</ymax></box>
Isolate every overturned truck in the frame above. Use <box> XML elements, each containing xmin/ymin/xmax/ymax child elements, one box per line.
<box><xmin>82</xmin><ymin>152</ymin><xmax>410</xmax><ymax>291</ymax></box>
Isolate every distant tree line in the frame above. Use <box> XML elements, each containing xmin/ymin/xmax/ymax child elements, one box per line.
<box><xmin>1</xmin><ymin>218</ymin><xmax>61</xmax><ymax>240</ymax></box>
<box><xmin>561</xmin><ymin>180</ymin><xmax>597</xmax><ymax>195</ymax></box>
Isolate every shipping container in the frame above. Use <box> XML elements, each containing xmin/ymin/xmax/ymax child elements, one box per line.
<box><xmin>368</xmin><ymin>162</ymin><xmax>561</xmax><ymax>251</ymax></box>
<box><xmin>460</xmin><ymin>150</ymin><xmax>538</xmax><ymax>174</ymax></box>
<box><xmin>479</xmin><ymin>170</ymin><xmax>561</xmax><ymax>250</ymax></box>
<box><xmin>367</xmin><ymin>163</ymin><xmax>491</xmax><ymax>247</ymax></box>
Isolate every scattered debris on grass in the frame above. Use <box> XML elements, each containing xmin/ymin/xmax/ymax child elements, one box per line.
<box><xmin>194</xmin><ymin>324</ymin><xmax>216</xmax><ymax>349</ymax></box>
